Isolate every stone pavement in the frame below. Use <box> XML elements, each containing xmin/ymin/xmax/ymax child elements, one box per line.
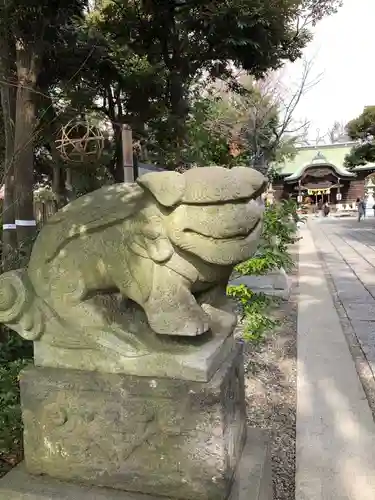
<box><xmin>310</xmin><ymin>217</ymin><xmax>375</xmax><ymax>374</ymax></box>
<box><xmin>296</xmin><ymin>219</ymin><xmax>375</xmax><ymax>500</ymax></box>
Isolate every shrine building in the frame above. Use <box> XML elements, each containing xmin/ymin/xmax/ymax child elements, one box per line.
<box><xmin>272</xmin><ymin>142</ymin><xmax>375</xmax><ymax>208</ymax></box>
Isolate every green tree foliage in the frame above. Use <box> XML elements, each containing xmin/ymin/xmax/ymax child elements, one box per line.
<box><xmin>345</xmin><ymin>106</ymin><xmax>375</xmax><ymax>168</ymax></box>
<box><xmin>0</xmin><ymin>0</ymin><xmax>342</xmax><ymax>199</ymax></box>
<box><xmin>55</xmin><ymin>0</ymin><xmax>341</xmax><ymax>171</ymax></box>
<box><xmin>177</xmin><ymin>97</ymin><xmax>235</xmax><ymax>167</ymax></box>
<box><xmin>346</xmin><ymin>106</ymin><xmax>375</xmax><ymax>140</ymax></box>
<box><xmin>0</xmin><ymin>0</ymin><xmax>343</xmax><ymax>194</ymax></box>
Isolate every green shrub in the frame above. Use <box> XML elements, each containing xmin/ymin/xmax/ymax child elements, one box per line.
<box><xmin>0</xmin><ymin>332</ymin><xmax>32</xmax><ymax>461</ymax></box>
<box><xmin>0</xmin><ymin>358</ymin><xmax>29</xmax><ymax>459</ymax></box>
<box><xmin>236</xmin><ymin>199</ymin><xmax>304</xmax><ymax>276</ymax></box>
<box><xmin>228</xmin><ymin>199</ymin><xmax>303</xmax><ymax>343</ymax></box>
<box><xmin>0</xmin><ymin>233</ymin><xmax>34</xmax><ymax>462</ymax></box>
<box><xmin>227</xmin><ymin>284</ymin><xmax>280</xmax><ymax>343</ymax></box>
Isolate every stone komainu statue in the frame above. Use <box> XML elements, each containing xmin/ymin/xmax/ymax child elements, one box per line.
<box><xmin>0</xmin><ymin>167</ymin><xmax>266</xmax><ymax>356</ymax></box>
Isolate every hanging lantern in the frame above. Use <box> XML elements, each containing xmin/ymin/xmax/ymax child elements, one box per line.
<box><xmin>336</xmin><ymin>177</ymin><xmax>342</xmax><ymax>202</ymax></box>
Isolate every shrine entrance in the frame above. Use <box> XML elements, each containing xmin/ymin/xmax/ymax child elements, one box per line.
<box><xmin>284</xmin><ymin>152</ymin><xmax>355</xmax><ymax>210</ymax></box>
<box><xmin>300</xmin><ymin>168</ymin><xmax>343</xmax><ymax>205</ymax></box>
<box><xmin>273</xmin><ymin>145</ymin><xmax>375</xmax><ymax>209</ymax></box>
<box><xmin>306</xmin><ymin>187</ymin><xmax>336</xmax><ymax>206</ymax></box>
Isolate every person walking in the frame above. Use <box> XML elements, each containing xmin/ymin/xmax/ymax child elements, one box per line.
<box><xmin>317</xmin><ymin>198</ymin><xmax>323</xmax><ymax>217</ymax></box>
<box><xmin>357</xmin><ymin>197</ymin><xmax>365</xmax><ymax>221</ymax></box>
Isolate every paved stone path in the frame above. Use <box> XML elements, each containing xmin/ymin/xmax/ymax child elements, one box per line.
<box><xmin>311</xmin><ymin>218</ymin><xmax>375</xmax><ymax>374</ymax></box>
<box><xmin>296</xmin><ymin>219</ymin><xmax>375</xmax><ymax>500</ymax></box>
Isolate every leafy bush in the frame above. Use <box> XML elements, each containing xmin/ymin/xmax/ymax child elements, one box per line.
<box><xmin>0</xmin><ymin>235</ymin><xmax>34</xmax><ymax>464</ymax></box>
<box><xmin>0</xmin><ymin>358</ymin><xmax>29</xmax><ymax>459</ymax></box>
<box><xmin>228</xmin><ymin>199</ymin><xmax>303</xmax><ymax>343</ymax></box>
<box><xmin>227</xmin><ymin>284</ymin><xmax>280</xmax><ymax>343</ymax></box>
<box><xmin>236</xmin><ymin>199</ymin><xmax>304</xmax><ymax>276</ymax></box>
<box><xmin>0</xmin><ymin>332</ymin><xmax>32</xmax><ymax>463</ymax></box>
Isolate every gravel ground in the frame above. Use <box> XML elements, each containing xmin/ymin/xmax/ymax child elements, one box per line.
<box><xmin>241</xmin><ymin>250</ymin><xmax>298</xmax><ymax>500</ymax></box>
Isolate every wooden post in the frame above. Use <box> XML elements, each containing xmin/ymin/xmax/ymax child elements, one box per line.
<box><xmin>122</xmin><ymin>124</ymin><xmax>134</xmax><ymax>183</ymax></box>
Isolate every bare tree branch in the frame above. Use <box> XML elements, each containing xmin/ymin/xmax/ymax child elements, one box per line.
<box><xmin>305</xmin><ymin>120</ymin><xmax>349</xmax><ymax>146</ymax></box>
<box><xmin>193</xmin><ymin>55</ymin><xmax>322</xmax><ymax>172</ymax></box>
<box><xmin>233</xmin><ymin>56</ymin><xmax>322</xmax><ymax>169</ymax></box>
<box><xmin>293</xmin><ymin>0</ymin><xmax>343</xmax><ymax>38</ymax></box>
<box><xmin>325</xmin><ymin>120</ymin><xmax>349</xmax><ymax>144</ymax></box>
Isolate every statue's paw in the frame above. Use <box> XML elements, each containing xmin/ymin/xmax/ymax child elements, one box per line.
<box><xmin>147</xmin><ymin>309</ymin><xmax>210</xmax><ymax>337</ymax></box>
<box><xmin>201</xmin><ymin>303</ymin><xmax>237</xmax><ymax>334</ymax></box>
<box><xmin>178</xmin><ymin>318</ymin><xmax>210</xmax><ymax>337</ymax></box>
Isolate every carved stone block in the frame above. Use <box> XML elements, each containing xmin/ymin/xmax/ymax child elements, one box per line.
<box><xmin>20</xmin><ymin>345</ymin><xmax>246</xmax><ymax>500</ymax></box>
<box><xmin>0</xmin><ymin>428</ymin><xmax>273</xmax><ymax>500</ymax></box>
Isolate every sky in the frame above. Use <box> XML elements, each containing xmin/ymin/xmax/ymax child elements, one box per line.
<box><xmin>281</xmin><ymin>0</ymin><xmax>375</xmax><ymax>140</ymax></box>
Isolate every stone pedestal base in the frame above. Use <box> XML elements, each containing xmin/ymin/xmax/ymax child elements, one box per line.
<box><xmin>19</xmin><ymin>345</ymin><xmax>249</xmax><ymax>500</ymax></box>
<box><xmin>0</xmin><ymin>429</ymin><xmax>272</xmax><ymax>500</ymax></box>
<box><xmin>2</xmin><ymin>342</ymin><xmax>273</xmax><ymax>500</ymax></box>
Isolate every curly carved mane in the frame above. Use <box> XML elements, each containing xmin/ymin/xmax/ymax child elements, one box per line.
<box><xmin>31</xmin><ymin>183</ymin><xmax>145</xmax><ymax>264</ymax></box>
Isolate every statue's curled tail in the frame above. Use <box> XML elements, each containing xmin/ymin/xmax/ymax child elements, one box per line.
<box><xmin>0</xmin><ymin>269</ymin><xmax>44</xmax><ymax>341</ymax></box>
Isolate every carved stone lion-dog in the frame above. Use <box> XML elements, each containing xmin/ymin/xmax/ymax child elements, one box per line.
<box><xmin>0</xmin><ymin>166</ymin><xmax>266</xmax><ymax>356</ymax></box>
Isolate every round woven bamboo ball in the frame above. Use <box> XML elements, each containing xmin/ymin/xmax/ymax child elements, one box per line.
<box><xmin>55</xmin><ymin>119</ymin><xmax>105</xmax><ymax>164</ymax></box>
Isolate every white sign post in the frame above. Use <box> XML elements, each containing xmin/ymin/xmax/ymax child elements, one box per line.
<box><xmin>122</xmin><ymin>124</ymin><xmax>134</xmax><ymax>183</ymax></box>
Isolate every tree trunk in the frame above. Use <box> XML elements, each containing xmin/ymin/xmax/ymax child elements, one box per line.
<box><xmin>0</xmin><ymin>0</ymin><xmax>18</xmax><ymax>271</ymax></box>
<box><xmin>13</xmin><ymin>43</ymin><xmax>39</xmax><ymax>265</ymax></box>
<box><xmin>52</xmin><ymin>164</ymin><xmax>64</xmax><ymax>208</ymax></box>
<box><xmin>39</xmin><ymin>92</ymin><xmax>68</xmax><ymax>207</ymax></box>
<box><xmin>0</xmin><ymin>57</ymin><xmax>17</xmax><ymax>271</ymax></box>
<box><xmin>252</xmin><ymin>152</ymin><xmax>268</xmax><ymax>176</ymax></box>
<box><xmin>0</xmin><ymin>3</ymin><xmax>16</xmax><ymax>344</ymax></box>
<box><xmin>160</xmin><ymin>4</ymin><xmax>189</xmax><ymax>161</ymax></box>
<box><xmin>65</xmin><ymin>168</ymin><xmax>75</xmax><ymax>202</ymax></box>
<box><xmin>108</xmin><ymin>121</ymin><xmax>124</xmax><ymax>183</ymax></box>
<box><xmin>106</xmin><ymin>84</ymin><xmax>124</xmax><ymax>183</ymax></box>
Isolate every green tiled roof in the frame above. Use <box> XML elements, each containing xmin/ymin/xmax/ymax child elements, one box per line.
<box><xmin>276</xmin><ymin>142</ymin><xmax>375</xmax><ymax>178</ymax></box>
